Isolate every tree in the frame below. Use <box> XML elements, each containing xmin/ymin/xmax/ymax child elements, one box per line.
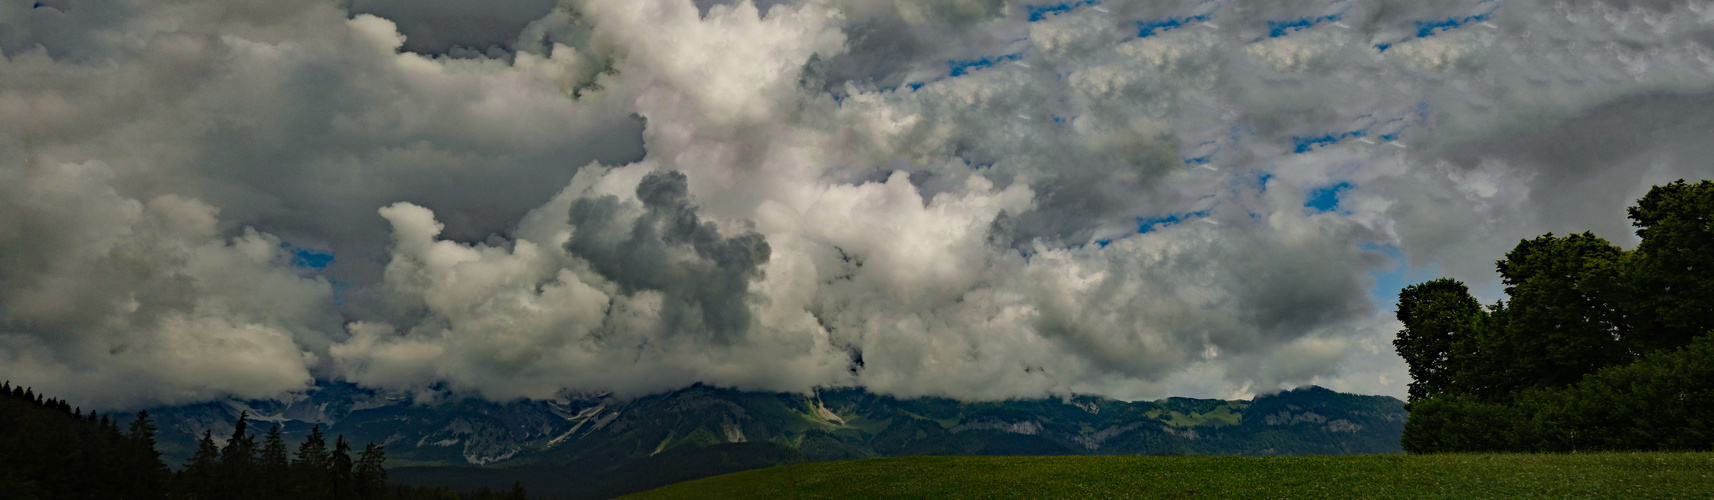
<box><xmin>259</xmin><ymin>425</ymin><xmax>291</xmax><ymax>500</ymax></box>
<box><xmin>1397</xmin><ymin>180</ymin><xmax>1714</xmax><ymax>453</ymax></box>
<box><xmin>1627</xmin><ymin>179</ymin><xmax>1714</xmax><ymax>353</ymax></box>
<box><xmin>222</xmin><ymin>410</ymin><xmax>255</xmax><ymax>469</ymax></box>
<box><xmin>1492</xmin><ymin>232</ymin><xmax>1634</xmax><ymax>392</ymax></box>
<box><xmin>331</xmin><ymin>435</ymin><xmax>356</xmax><ymax>499</ymax></box>
<box><xmin>505</xmin><ymin>480</ymin><xmax>529</xmax><ymax>500</ymax></box>
<box><xmin>294</xmin><ymin>425</ymin><xmax>331</xmax><ymax>497</ymax></box>
<box><xmin>179</xmin><ymin>430</ymin><xmax>222</xmax><ymax>499</ymax></box>
<box><xmin>1393</xmin><ymin>278</ymin><xmax>1484</xmax><ymax>402</ymax></box>
<box><xmin>354</xmin><ymin>442</ymin><xmax>388</xmax><ymax>499</ymax></box>
<box><xmin>124</xmin><ymin>410</ymin><xmax>170</xmax><ymax>499</ymax></box>
<box><xmin>1511</xmin><ymin>334</ymin><xmax>1714</xmax><ymax>452</ymax></box>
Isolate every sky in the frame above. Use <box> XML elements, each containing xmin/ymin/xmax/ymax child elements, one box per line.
<box><xmin>2</xmin><ymin>0</ymin><xmax>1712</xmax><ymax>410</ymax></box>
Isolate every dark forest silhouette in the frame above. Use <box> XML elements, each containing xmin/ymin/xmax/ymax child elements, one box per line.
<box><xmin>0</xmin><ymin>382</ymin><xmax>528</xmax><ymax>500</ymax></box>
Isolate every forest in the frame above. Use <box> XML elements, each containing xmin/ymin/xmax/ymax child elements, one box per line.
<box><xmin>0</xmin><ymin>382</ymin><xmax>528</xmax><ymax>500</ymax></box>
<box><xmin>1394</xmin><ymin>179</ymin><xmax>1714</xmax><ymax>452</ymax></box>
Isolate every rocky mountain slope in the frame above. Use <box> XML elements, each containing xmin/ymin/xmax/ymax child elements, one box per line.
<box><xmin>134</xmin><ymin>384</ymin><xmax>1405</xmax><ymax>498</ymax></box>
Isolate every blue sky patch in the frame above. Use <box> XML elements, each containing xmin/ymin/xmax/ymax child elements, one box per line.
<box><xmin>1137</xmin><ymin>13</ymin><xmax>1210</xmax><ymax>38</ymax></box>
<box><xmin>1415</xmin><ymin>13</ymin><xmax>1489</xmax><ymax>38</ymax></box>
<box><xmin>1291</xmin><ymin>130</ymin><xmax>1365</xmax><ymax>153</ymax></box>
<box><xmin>1267</xmin><ymin>13</ymin><xmax>1341</xmax><ymax>38</ymax></box>
<box><xmin>1027</xmin><ymin>0</ymin><xmax>1099</xmax><ymax>22</ymax></box>
<box><xmin>1361</xmin><ymin>243</ymin><xmax>1441</xmax><ymax>309</ymax></box>
<box><xmin>1305</xmin><ymin>182</ymin><xmax>1352</xmax><ymax>212</ymax></box>
<box><xmin>949</xmin><ymin>52</ymin><xmax>1023</xmax><ymax>77</ymax></box>
<box><xmin>1137</xmin><ymin>210</ymin><xmax>1209</xmax><ymax>233</ymax></box>
<box><xmin>290</xmin><ymin>247</ymin><xmax>335</xmax><ymax>269</ymax></box>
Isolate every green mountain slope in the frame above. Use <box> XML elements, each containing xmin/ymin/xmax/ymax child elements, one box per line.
<box><xmin>381</xmin><ymin>385</ymin><xmax>1404</xmax><ymax>498</ymax></box>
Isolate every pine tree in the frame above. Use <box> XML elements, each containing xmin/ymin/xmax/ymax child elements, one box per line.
<box><xmin>505</xmin><ymin>480</ymin><xmax>529</xmax><ymax>500</ymax></box>
<box><xmin>259</xmin><ymin>425</ymin><xmax>291</xmax><ymax>500</ymax></box>
<box><xmin>294</xmin><ymin>425</ymin><xmax>332</xmax><ymax>497</ymax></box>
<box><xmin>179</xmin><ymin>430</ymin><xmax>222</xmax><ymax>499</ymax></box>
<box><xmin>354</xmin><ymin>442</ymin><xmax>388</xmax><ymax>499</ymax></box>
<box><xmin>331</xmin><ymin>434</ymin><xmax>356</xmax><ymax>499</ymax></box>
<box><xmin>124</xmin><ymin>410</ymin><xmax>170</xmax><ymax>499</ymax></box>
<box><xmin>215</xmin><ymin>411</ymin><xmax>258</xmax><ymax>497</ymax></box>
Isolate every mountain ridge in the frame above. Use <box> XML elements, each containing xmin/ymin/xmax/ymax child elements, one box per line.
<box><xmin>131</xmin><ymin>383</ymin><xmax>1404</xmax><ymax>468</ymax></box>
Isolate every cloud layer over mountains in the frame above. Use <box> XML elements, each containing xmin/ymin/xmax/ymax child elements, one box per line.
<box><xmin>3</xmin><ymin>0</ymin><xmax>1712</xmax><ymax>409</ymax></box>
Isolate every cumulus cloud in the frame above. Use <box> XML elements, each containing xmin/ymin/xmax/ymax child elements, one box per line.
<box><xmin>0</xmin><ymin>160</ymin><xmax>333</xmax><ymax>408</ymax></box>
<box><xmin>4</xmin><ymin>0</ymin><xmax>1714</xmax><ymax>408</ymax></box>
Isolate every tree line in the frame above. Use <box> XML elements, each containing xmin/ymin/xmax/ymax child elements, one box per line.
<box><xmin>0</xmin><ymin>382</ymin><xmax>528</xmax><ymax>499</ymax></box>
<box><xmin>1393</xmin><ymin>179</ymin><xmax>1714</xmax><ymax>453</ymax></box>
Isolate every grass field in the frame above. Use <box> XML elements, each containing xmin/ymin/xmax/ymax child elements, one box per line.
<box><xmin>621</xmin><ymin>452</ymin><xmax>1714</xmax><ymax>499</ymax></box>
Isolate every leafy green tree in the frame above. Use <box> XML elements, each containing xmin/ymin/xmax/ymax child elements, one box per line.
<box><xmin>1397</xmin><ymin>180</ymin><xmax>1714</xmax><ymax>453</ymax></box>
<box><xmin>1393</xmin><ymin>279</ymin><xmax>1484</xmax><ymax>402</ymax></box>
<box><xmin>1492</xmin><ymin>232</ymin><xmax>1634</xmax><ymax>393</ymax></box>
<box><xmin>1627</xmin><ymin>179</ymin><xmax>1714</xmax><ymax>353</ymax></box>
<box><xmin>1511</xmin><ymin>334</ymin><xmax>1714</xmax><ymax>453</ymax></box>
<box><xmin>1398</xmin><ymin>394</ymin><xmax>1518</xmax><ymax>453</ymax></box>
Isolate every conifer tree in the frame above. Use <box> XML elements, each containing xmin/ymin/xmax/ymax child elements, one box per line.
<box><xmin>505</xmin><ymin>480</ymin><xmax>529</xmax><ymax>500</ymax></box>
<box><xmin>332</xmin><ymin>434</ymin><xmax>356</xmax><ymax>499</ymax></box>
<box><xmin>354</xmin><ymin>442</ymin><xmax>388</xmax><ymax>499</ymax></box>
<box><xmin>222</xmin><ymin>411</ymin><xmax>257</xmax><ymax>469</ymax></box>
<box><xmin>258</xmin><ymin>424</ymin><xmax>291</xmax><ymax>500</ymax></box>
<box><xmin>294</xmin><ymin>425</ymin><xmax>332</xmax><ymax>497</ymax></box>
<box><xmin>218</xmin><ymin>411</ymin><xmax>259</xmax><ymax>497</ymax></box>
<box><xmin>125</xmin><ymin>410</ymin><xmax>170</xmax><ymax>499</ymax></box>
<box><xmin>179</xmin><ymin>430</ymin><xmax>222</xmax><ymax>499</ymax></box>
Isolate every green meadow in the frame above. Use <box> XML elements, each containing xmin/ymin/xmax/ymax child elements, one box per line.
<box><xmin>622</xmin><ymin>452</ymin><xmax>1714</xmax><ymax>499</ymax></box>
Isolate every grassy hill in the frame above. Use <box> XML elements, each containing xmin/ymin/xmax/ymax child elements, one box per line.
<box><xmin>622</xmin><ymin>453</ymin><xmax>1714</xmax><ymax>499</ymax></box>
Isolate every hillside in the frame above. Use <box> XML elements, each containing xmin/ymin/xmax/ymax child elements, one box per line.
<box><xmin>623</xmin><ymin>453</ymin><xmax>1714</xmax><ymax>499</ymax></box>
<box><xmin>134</xmin><ymin>384</ymin><xmax>1404</xmax><ymax>498</ymax></box>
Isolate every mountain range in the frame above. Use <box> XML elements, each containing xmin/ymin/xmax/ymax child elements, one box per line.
<box><xmin>132</xmin><ymin>384</ymin><xmax>1406</xmax><ymax>498</ymax></box>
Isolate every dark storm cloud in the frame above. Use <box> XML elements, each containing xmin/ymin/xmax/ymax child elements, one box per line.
<box><xmin>567</xmin><ymin>171</ymin><xmax>771</xmax><ymax>342</ymax></box>
<box><xmin>345</xmin><ymin>0</ymin><xmax>559</xmax><ymax>55</ymax></box>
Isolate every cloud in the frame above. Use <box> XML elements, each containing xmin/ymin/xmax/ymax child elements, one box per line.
<box><xmin>0</xmin><ymin>160</ymin><xmax>333</xmax><ymax>408</ymax></box>
<box><xmin>5</xmin><ymin>0</ymin><xmax>1714</xmax><ymax>408</ymax></box>
<box><xmin>347</xmin><ymin>0</ymin><xmax>559</xmax><ymax>55</ymax></box>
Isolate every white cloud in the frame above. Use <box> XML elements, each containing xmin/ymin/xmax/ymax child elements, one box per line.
<box><xmin>6</xmin><ymin>0</ymin><xmax>1714</xmax><ymax>408</ymax></box>
<box><xmin>0</xmin><ymin>160</ymin><xmax>331</xmax><ymax>408</ymax></box>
